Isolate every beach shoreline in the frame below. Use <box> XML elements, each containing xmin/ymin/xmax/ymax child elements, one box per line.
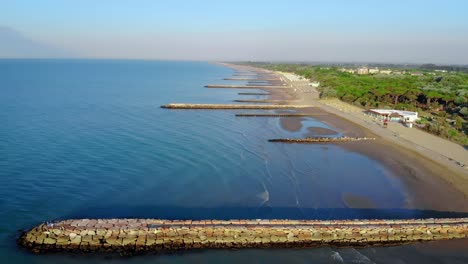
<box><xmin>222</xmin><ymin>63</ymin><xmax>468</xmax><ymax>212</ymax></box>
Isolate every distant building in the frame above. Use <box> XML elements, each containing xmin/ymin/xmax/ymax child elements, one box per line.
<box><xmin>380</xmin><ymin>70</ymin><xmax>392</xmax><ymax>75</ymax></box>
<box><xmin>369</xmin><ymin>68</ymin><xmax>379</xmax><ymax>74</ymax></box>
<box><xmin>356</xmin><ymin>67</ymin><xmax>369</xmax><ymax>75</ymax></box>
<box><xmin>340</xmin><ymin>68</ymin><xmax>355</xmax><ymax>74</ymax></box>
<box><xmin>366</xmin><ymin>109</ymin><xmax>419</xmax><ymax>128</ymax></box>
<box><xmin>411</xmin><ymin>72</ymin><xmax>423</xmax><ymax>76</ymax></box>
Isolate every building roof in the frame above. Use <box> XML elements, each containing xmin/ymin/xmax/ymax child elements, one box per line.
<box><xmin>368</xmin><ymin>109</ymin><xmax>418</xmax><ymax>117</ymax></box>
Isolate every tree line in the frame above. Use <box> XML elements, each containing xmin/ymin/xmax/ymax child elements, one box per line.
<box><xmin>249</xmin><ymin>63</ymin><xmax>468</xmax><ymax>145</ymax></box>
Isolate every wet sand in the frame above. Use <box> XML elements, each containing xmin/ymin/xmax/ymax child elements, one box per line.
<box><xmin>306</xmin><ymin>127</ymin><xmax>339</xmax><ymax>136</ymax></box>
<box><xmin>285</xmin><ymin>105</ymin><xmax>468</xmax><ymax>212</ymax></box>
<box><xmin>279</xmin><ymin>117</ymin><xmax>339</xmax><ymax>136</ymax></box>
<box><xmin>279</xmin><ymin>117</ymin><xmax>305</xmax><ymax>132</ymax></box>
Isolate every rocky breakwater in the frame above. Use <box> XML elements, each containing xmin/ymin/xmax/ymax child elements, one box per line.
<box><xmin>18</xmin><ymin>218</ymin><xmax>468</xmax><ymax>254</ymax></box>
<box><xmin>160</xmin><ymin>104</ymin><xmax>313</xmax><ymax>109</ymax></box>
<box><xmin>268</xmin><ymin>136</ymin><xmax>376</xmax><ymax>143</ymax></box>
<box><xmin>205</xmin><ymin>85</ymin><xmax>287</xmax><ymax>89</ymax></box>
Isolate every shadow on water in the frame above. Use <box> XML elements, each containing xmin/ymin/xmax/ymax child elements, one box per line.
<box><xmin>59</xmin><ymin>206</ymin><xmax>468</xmax><ymax>221</ymax></box>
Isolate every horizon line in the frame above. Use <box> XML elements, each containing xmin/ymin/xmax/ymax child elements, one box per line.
<box><xmin>0</xmin><ymin>57</ymin><xmax>467</xmax><ymax>66</ymax></box>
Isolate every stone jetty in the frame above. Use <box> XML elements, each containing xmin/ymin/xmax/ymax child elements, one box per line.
<box><xmin>238</xmin><ymin>92</ymin><xmax>271</xmax><ymax>95</ymax></box>
<box><xmin>269</xmin><ymin>137</ymin><xmax>376</xmax><ymax>143</ymax></box>
<box><xmin>233</xmin><ymin>99</ymin><xmax>293</xmax><ymax>104</ymax></box>
<box><xmin>160</xmin><ymin>104</ymin><xmax>312</xmax><ymax>109</ymax></box>
<box><xmin>18</xmin><ymin>218</ymin><xmax>468</xmax><ymax>254</ymax></box>
<box><xmin>205</xmin><ymin>85</ymin><xmax>287</xmax><ymax>89</ymax></box>
<box><xmin>224</xmin><ymin>78</ymin><xmax>277</xmax><ymax>81</ymax></box>
<box><xmin>236</xmin><ymin>113</ymin><xmax>324</xmax><ymax>117</ymax></box>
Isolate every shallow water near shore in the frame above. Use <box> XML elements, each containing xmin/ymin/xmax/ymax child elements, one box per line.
<box><xmin>0</xmin><ymin>60</ymin><xmax>467</xmax><ymax>263</ymax></box>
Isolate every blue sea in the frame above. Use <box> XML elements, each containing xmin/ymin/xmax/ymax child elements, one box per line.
<box><xmin>0</xmin><ymin>60</ymin><xmax>467</xmax><ymax>263</ymax></box>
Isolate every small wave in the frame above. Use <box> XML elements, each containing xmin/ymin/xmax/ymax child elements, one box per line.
<box><xmin>257</xmin><ymin>182</ymin><xmax>270</xmax><ymax>207</ymax></box>
<box><xmin>330</xmin><ymin>251</ymin><xmax>344</xmax><ymax>263</ymax></box>
<box><xmin>348</xmin><ymin>248</ymin><xmax>376</xmax><ymax>264</ymax></box>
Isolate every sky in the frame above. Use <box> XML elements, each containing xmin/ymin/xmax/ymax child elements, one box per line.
<box><xmin>1</xmin><ymin>0</ymin><xmax>468</xmax><ymax>64</ymax></box>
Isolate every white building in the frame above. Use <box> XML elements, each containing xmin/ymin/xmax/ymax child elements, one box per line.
<box><xmin>366</xmin><ymin>109</ymin><xmax>419</xmax><ymax>128</ymax></box>
<box><xmin>369</xmin><ymin>68</ymin><xmax>379</xmax><ymax>74</ymax></box>
<box><xmin>309</xmin><ymin>81</ymin><xmax>320</xmax><ymax>87</ymax></box>
<box><xmin>357</xmin><ymin>67</ymin><xmax>369</xmax><ymax>75</ymax></box>
<box><xmin>380</xmin><ymin>70</ymin><xmax>392</xmax><ymax>75</ymax></box>
<box><xmin>340</xmin><ymin>68</ymin><xmax>355</xmax><ymax>74</ymax></box>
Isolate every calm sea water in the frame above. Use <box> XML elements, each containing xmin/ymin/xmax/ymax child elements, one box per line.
<box><xmin>0</xmin><ymin>60</ymin><xmax>467</xmax><ymax>263</ymax></box>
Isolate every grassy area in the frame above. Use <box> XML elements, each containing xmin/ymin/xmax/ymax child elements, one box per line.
<box><xmin>249</xmin><ymin>63</ymin><xmax>468</xmax><ymax>145</ymax></box>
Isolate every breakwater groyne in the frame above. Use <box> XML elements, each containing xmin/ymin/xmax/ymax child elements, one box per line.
<box><xmin>269</xmin><ymin>137</ymin><xmax>376</xmax><ymax>143</ymax></box>
<box><xmin>18</xmin><ymin>218</ymin><xmax>468</xmax><ymax>254</ymax></box>
<box><xmin>235</xmin><ymin>113</ymin><xmax>322</xmax><ymax>117</ymax></box>
<box><xmin>233</xmin><ymin>99</ymin><xmax>292</xmax><ymax>104</ymax></box>
<box><xmin>205</xmin><ymin>85</ymin><xmax>287</xmax><ymax>89</ymax></box>
<box><xmin>161</xmin><ymin>104</ymin><xmax>312</xmax><ymax>109</ymax></box>
<box><xmin>224</xmin><ymin>78</ymin><xmax>277</xmax><ymax>81</ymax></box>
<box><xmin>238</xmin><ymin>92</ymin><xmax>271</xmax><ymax>95</ymax></box>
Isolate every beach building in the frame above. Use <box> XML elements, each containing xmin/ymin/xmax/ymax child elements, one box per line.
<box><xmin>366</xmin><ymin>109</ymin><xmax>419</xmax><ymax>128</ymax></box>
<box><xmin>380</xmin><ymin>70</ymin><xmax>392</xmax><ymax>75</ymax></box>
<box><xmin>309</xmin><ymin>81</ymin><xmax>320</xmax><ymax>87</ymax></box>
<box><xmin>340</xmin><ymin>68</ymin><xmax>355</xmax><ymax>74</ymax></box>
<box><xmin>357</xmin><ymin>67</ymin><xmax>369</xmax><ymax>75</ymax></box>
<box><xmin>411</xmin><ymin>72</ymin><xmax>424</xmax><ymax>76</ymax></box>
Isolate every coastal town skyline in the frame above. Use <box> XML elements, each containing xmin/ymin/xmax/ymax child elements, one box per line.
<box><xmin>1</xmin><ymin>0</ymin><xmax>468</xmax><ymax>64</ymax></box>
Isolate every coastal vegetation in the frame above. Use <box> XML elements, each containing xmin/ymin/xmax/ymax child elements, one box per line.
<box><xmin>250</xmin><ymin>63</ymin><xmax>468</xmax><ymax>145</ymax></box>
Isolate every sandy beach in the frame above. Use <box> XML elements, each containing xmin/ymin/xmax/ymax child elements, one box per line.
<box><xmin>225</xmin><ymin>63</ymin><xmax>468</xmax><ymax>213</ymax></box>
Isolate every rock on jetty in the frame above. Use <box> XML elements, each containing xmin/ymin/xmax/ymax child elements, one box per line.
<box><xmin>161</xmin><ymin>104</ymin><xmax>313</xmax><ymax>109</ymax></box>
<box><xmin>268</xmin><ymin>137</ymin><xmax>376</xmax><ymax>143</ymax></box>
<box><xmin>18</xmin><ymin>218</ymin><xmax>468</xmax><ymax>254</ymax></box>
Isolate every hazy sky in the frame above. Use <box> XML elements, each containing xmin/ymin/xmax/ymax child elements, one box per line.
<box><xmin>1</xmin><ymin>0</ymin><xmax>468</xmax><ymax>63</ymax></box>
